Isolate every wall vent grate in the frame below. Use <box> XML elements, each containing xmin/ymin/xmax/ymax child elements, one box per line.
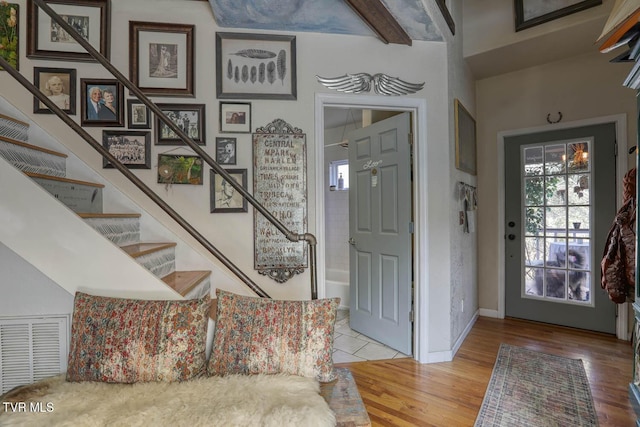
<box><xmin>0</xmin><ymin>315</ymin><xmax>68</xmax><ymax>394</ymax></box>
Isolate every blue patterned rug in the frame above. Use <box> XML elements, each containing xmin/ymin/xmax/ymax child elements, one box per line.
<box><xmin>474</xmin><ymin>344</ymin><xmax>598</xmax><ymax>427</ymax></box>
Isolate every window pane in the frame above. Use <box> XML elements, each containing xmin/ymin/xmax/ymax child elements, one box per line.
<box><xmin>524</xmin><ymin>147</ymin><xmax>543</xmax><ymax>176</ymax></box>
<box><xmin>524</xmin><ymin>207</ymin><xmax>544</xmax><ymax>236</ymax></box>
<box><xmin>545</xmin><ymin>269</ymin><xmax>566</xmax><ymax>299</ymax></box>
<box><xmin>567</xmin><ymin>142</ymin><xmax>589</xmax><ymax>172</ymax></box>
<box><xmin>546</xmin><ymin>176</ymin><xmax>566</xmax><ymax>206</ymax></box>
<box><xmin>545</xmin><ymin>144</ymin><xmax>565</xmax><ymax>175</ymax></box>
<box><xmin>524</xmin><ymin>177</ymin><xmax>544</xmax><ymax>206</ymax></box>
<box><xmin>545</xmin><ymin>207</ymin><xmax>566</xmax><ymax>232</ymax></box>
<box><xmin>568</xmin><ymin>174</ymin><xmax>589</xmax><ymax>205</ymax></box>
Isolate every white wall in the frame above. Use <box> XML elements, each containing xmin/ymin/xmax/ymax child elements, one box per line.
<box><xmin>0</xmin><ymin>243</ymin><xmax>74</xmax><ymax>316</ymax></box>
<box><xmin>476</xmin><ymin>51</ymin><xmax>637</xmax><ymax>314</ymax></box>
<box><xmin>0</xmin><ymin>0</ymin><xmax>479</xmax><ymax>358</ymax></box>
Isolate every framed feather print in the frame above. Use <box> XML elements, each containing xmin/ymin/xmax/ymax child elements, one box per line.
<box><xmin>215</xmin><ymin>32</ymin><xmax>296</xmax><ymax>100</ymax></box>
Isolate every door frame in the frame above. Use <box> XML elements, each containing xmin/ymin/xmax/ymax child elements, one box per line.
<box><xmin>315</xmin><ymin>93</ymin><xmax>428</xmax><ymax>362</ymax></box>
<box><xmin>497</xmin><ymin>114</ymin><xmax>629</xmax><ymax>339</ymax></box>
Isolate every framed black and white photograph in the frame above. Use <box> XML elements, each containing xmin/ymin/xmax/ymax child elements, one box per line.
<box><xmin>157</xmin><ymin>153</ymin><xmax>203</xmax><ymax>185</ymax></box>
<box><xmin>210</xmin><ymin>168</ymin><xmax>248</xmax><ymax>213</ymax></box>
<box><xmin>454</xmin><ymin>99</ymin><xmax>477</xmax><ymax>175</ymax></box>
<box><xmin>130</xmin><ymin>21</ymin><xmax>195</xmax><ymax>97</ymax></box>
<box><xmin>102</xmin><ymin>130</ymin><xmax>151</xmax><ymax>169</ymax></box>
<box><xmin>80</xmin><ymin>78</ymin><xmax>124</xmax><ymax>127</ymax></box>
<box><xmin>215</xmin><ymin>137</ymin><xmax>237</xmax><ymax>165</ymax></box>
<box><xmin>33</xmin><ymin>67</ymin><xmax>76</xmax><ymax>114</ymax></box>
<box><xmin>27</xmin><ymin>0</ymin><xmax>110</xmax><ymax>61</ymax></box>
<box><xmin>515</xmin><ymin>0</ymin><xmax>601</xmax><ymax>31</ymax></box>
<box><xmin>155</xmin><ymin>103</ymin><xmax>205</xmax><ymax>145</ymax></box>
<box><xmin>219</xmin><ymin>102</ymin><xmax>251</xmax><ymax>133</ymax></box>
<box><xmin>127</xmin><ymin>99</ymin><xmax>151</xmax><ymax>129</ymax></box>
<box><xmin>216</xmin><ymin>32</ymin><xmax>296</xmax><ymax>100</ymax></box>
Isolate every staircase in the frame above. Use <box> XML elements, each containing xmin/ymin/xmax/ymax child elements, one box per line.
<box><xmin>0</xmin><ymin>111</ymin><xmax>211</xmax><ymax>301</ymax></box>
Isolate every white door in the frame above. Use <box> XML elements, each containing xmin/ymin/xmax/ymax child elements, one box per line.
<box><xmin>504</xmin><ymin>123</ymin><xmax>617</xmax><ymax>333</ymax></box>
<box><xmin>348</xmin><ymin>112</ymin><xmax>413</xmax><ymax>355</ymax></box>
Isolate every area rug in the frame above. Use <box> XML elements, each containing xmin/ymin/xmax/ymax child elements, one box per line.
<box><xmin>474</xmin><ymin>344</ymin><xmax>598</xmax><ymax>427</ymax></box>
<box><xmin>320</xmin><ymin>367</ymin><xmax>371</xmax><ymax>426</ymax></box>
<box><xmin>0</xmin><ymin>373</ymin><xmax>335</xmax><ymax>427</ymax></box>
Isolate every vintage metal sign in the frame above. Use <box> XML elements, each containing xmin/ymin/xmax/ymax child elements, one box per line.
<box><xmin>253</xmin><ymin>118</ymin><xmax>307</xmax><ymax>283</ymax></box>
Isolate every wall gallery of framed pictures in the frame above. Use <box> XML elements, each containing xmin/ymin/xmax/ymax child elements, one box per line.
<box><xmin>23</xmin><ymin>2</ymin><xmax>300</xmax><ymax>224</ymax></box>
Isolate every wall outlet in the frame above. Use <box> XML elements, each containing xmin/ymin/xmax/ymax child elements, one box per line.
<box><xmin>461</xmin><ymin>299</ymin><xmax>464</xmax><ymax>313</ymax></box>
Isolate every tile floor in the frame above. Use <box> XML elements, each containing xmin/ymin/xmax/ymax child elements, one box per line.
<box><xmin>332</xmin><ymin>309</ymin><xmax>411</xmax><ymax>363</ymax></box>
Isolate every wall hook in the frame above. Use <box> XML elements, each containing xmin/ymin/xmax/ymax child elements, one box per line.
<box><xmin>546</xmin><ymin>112</ymin><xmax>562</xmax><ymax>124</ymax></box>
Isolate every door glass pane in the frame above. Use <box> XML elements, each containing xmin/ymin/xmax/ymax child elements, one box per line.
<box><xmin>521</xmin><ymin>139</ymin><xmax>592</xmax><ymax>304</ymax></box>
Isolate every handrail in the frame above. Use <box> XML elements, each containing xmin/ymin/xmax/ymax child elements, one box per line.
<box><xmin>0</xmin><ymin>0</ymin><xmax>320</xmax><ymax>300</ymax></box>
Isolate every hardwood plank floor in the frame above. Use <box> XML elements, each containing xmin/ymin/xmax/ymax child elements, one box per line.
<box><xmin>335</xmin><ymin>316</ymin><xmax>635</xmax><ymax>426</ymax></box>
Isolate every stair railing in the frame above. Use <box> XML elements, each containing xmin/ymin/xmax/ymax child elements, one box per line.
<box><xmin>0</xmin><ymin>0</ymin><xmax>318</xmax><ymax>299</ymax></box>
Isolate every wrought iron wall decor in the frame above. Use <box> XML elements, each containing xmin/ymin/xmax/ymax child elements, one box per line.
<box><xmin>253</xmin><ymin>118</ymin><xmax>307</xmax><ymax>283</ymax></box>
<box><xmin>316</xmin><ymin>73</ymin><xmax>424</xmax><ymax>95</ymax></box>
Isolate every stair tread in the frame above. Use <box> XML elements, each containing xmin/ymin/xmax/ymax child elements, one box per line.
<box><xmin>79</xmin><ymin>212</ymin><xmax>142</xmax><ymax>218</ymax></box>
<box><xmin>163</xmin><ymin>270</ymin><xmax>211</xmax><ymax>296</ymax></box>
<box><xmin>0</xmin><ymin>135</ymin><xmax>68</xmax><ymax>158</ymax></box>
<box><xmin>26</xmin><ymin>172</ymin><xmax>105</xmax><ymax>188</ymax></box>
<box><xmin>0</xmin><ymin>112</ymin><xmax>29</xmax><ymax>128</ymax></box>
<box><xmin>121</xmin><ymin>242</ymin><xmax>177</xmax><ymax>258</ymax></box>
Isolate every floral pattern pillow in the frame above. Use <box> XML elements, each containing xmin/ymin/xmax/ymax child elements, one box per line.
<box><xmin>66</xmin><ymin>292</ymin><xmax>210</xmax><ymax>383</ymax></box>
<box><xmin>208</xmin><ymin>290</ymin><xmax>340</xmax><ymax>382</ymax></box>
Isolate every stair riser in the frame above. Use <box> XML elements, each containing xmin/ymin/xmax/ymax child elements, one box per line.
<box><xmin>0</xmin><ymin>141</ymin><xmax>66</xmax><ymax>177</ymax></box>
<box><xmin>183</xmin><ymin>277</ymin><xmax>211</xmax><ymax>300</ymax></box>
<box><xmin>30</xmin><ymin>177</ymin><xmax>103</xmax><ymax>213</ymax></box>
<box><xmin>83</xmin><ymin>217</ymin><xmax>141</xmax><ymax>247</ymax></box>
<box><xmin>0</xmin><ymin>116</ymin><xmax>28</xmax><ymax>142</ymax></box>
<box><xmin>135</xmin><ymin>247</ymin><xmax>176</xmax><ymax>279</ymax></box>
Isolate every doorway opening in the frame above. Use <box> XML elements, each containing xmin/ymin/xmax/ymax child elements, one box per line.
<box><xmin>320</xmin><ymin>104</ymin><xmax>414</xmax><ymax>357</ymax></box>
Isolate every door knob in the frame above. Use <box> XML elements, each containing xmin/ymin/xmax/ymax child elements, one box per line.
<box><xmin>348</xmin><ymin>237</ymin><xmax>356</xmax><ymax>246</ymax></box>
<box><xmin>508</xmin><ymin>234</ymin><xmax>516</xmax><ymax>240</ymax></box>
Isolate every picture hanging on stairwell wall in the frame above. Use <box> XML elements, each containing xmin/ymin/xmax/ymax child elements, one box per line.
<box><xmin>80</xmin><ymin>78</ymin><xmax>124</xmax><ymax>127</ymax></box>
<box><xmin>215</xmin><ymin>32</ymin><xmax>297</xmax><ymax>100</ymax></box>
<box><xmin>0</xmin><ymin>3</ymin><xmax>18</xmax><ymax>70</ymax></box>
<box><xmin>130</xmin><ymin>21</ymin><xmax>195</xmax><ymax>97</ymax></box>
<box><xmin>515</xmin><ymin>0</ymin><xmax>602</xmax><ymax>32</ymax></box>
<box><xmin>33</xmin><ymin>67</ymin><xmax>76</xmax><ymax>115</ymax></box>
<box><xmin>27</xmin><ymin>0</ymin><xmax>110</xmax><ymax>62</ymax></box>
<box><xmin>102</xmin><ymin>130</ymin><xmax>151</xmax><ymax>169</ymax></box>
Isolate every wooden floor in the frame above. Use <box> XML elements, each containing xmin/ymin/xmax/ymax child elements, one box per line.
<box><xmin>335</xmin><ymin>316</ymin><xmax>635</xmax><ymax>426</ymax></box>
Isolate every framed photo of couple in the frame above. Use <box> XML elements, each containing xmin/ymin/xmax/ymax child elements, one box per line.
<box><xmin>80</xmin><ymin>78</ymin><xmax>124</xmax><ymax>127</ymax></box>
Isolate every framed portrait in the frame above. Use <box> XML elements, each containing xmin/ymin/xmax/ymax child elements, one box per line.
<box><xmin>129</xmin><ymin>21</ymin><xmax>195</xmax><ymax>97</ymax></box>
<box><xmin>27</xmin><ymin>0</ymin><xmax>110</xmax><ymax>61</ymax></box>
<box><xmin>102</xmin><ymin>130</ymin><xmax>151</xmax><ymax>169</ymax></box>
<box><xmin>33</xmin><ymin>67</ymin><xmax>76</xmax><ymax>115</ymax></box>
<box><xmin>515</xmin><ymin>0</ymin><xmax>601</xmax><ymax>31</ymax></box>
<box><xmin>127</xmin><ymin>99</ymin><xmax>151</xmax><ymax>129</ymax></box>
<box><xmin>80</xmin><ymin>79</ymin><xmax>124</xmax><ymax>127</ymax></box>
<box><xmin>454</xmin><ymin>99</ymin><xmax>477</xmax><ymax>175</ymax></box>
<box><xmin>216</xmin><ymin>32</ymin><xmax>296</xmax><ymax>100</ymax></box>
<box><xmin>210</xmin><ymin>168</ymin><xmax>248</xmax><ymax>213</ymax></box>
<box><xmin>215</xmin><ymin>137</ymin><xmax>237</xmax><ymax>165</ymax></box>
<box><xmin>0</xmin><ymin>3</ymin><xmax>18</xmax><ymax>70</ymax></box>
<box><xmin>157</xmin><ymin>153</ymin><xmax>203</xmax><ymax>185</ymax></box>
<box><xmin>219</xmin><ymin>102</ymin><xmax>251</xmax><ymax>133</ymax></box>
<box><xmin>155</xmin><ymin>103</ymin><xmax>205</xmax><ymax>145</ymax></box>
<box><xmin>435</xmin><ymin>0</ymin><xmax>455</xmax><ymax>35</ymax></box>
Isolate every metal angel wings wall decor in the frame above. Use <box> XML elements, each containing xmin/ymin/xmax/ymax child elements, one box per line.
<box><xmin>315</xmin><ymin>73</ymin><xmax>424</xmax><ymax>96</ymax></box>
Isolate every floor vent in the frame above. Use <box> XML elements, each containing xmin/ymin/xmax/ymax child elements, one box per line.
<box><xmin>0</xmin><ymin>315</ymin><xmax>69</xmax><ymax>394</ymax></box>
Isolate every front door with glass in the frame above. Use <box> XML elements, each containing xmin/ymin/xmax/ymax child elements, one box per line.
<box><xmin>504</xmin><ymin>123</ymin><xmax>617</xmax><ymax>334</ymax></box>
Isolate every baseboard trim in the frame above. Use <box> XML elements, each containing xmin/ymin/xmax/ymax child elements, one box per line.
<box><xmin>479</xmin><ymin>308</ymin><xmax>499</xmax><ymax>318</ymax></box>
<box><xmin>451</xmin><ymin>310</ymin><xmax>479</xmax><ymax>357</ymax></box>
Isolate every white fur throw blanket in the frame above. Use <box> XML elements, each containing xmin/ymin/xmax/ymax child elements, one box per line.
<box><xmin>0</xmin><ymin>374</ymin><xmax>336</xmax><ymax>427</ymax></box>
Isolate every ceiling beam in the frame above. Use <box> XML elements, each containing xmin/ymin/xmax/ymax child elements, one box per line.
<box><xmin>343</xmin><ymin>0</ymin><xmax>412</xmax><ymax>46</ymax></box>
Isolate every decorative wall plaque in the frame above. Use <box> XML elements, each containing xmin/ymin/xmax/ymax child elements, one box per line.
<box><xmin>253</xmin><ymin>118</ymin><xmax>307</xmax><ymax>283</ymax></box>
